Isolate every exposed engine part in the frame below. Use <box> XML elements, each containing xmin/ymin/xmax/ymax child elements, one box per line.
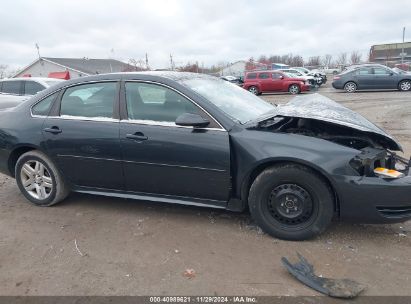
<box><xmin>255</xmin><ymin>116</ymin><xmax>410</xmax><ymax>177</ymax></box>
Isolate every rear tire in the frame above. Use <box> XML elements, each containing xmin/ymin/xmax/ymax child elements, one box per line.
<box><xmin>399</xmin><ymin>80</ymin><xmax>411</xmax><ymax>91</ymax></box>
<box><xmin>248</xmin><ymin>86</ymin><xmax>259</xmax><ymax>95</ymax></box>
<box><xmin>288</xmin><ymin>84</ymin><xmax>300</xmax><ymax>94</ymax></box>
<box><xmin>344</xmin><ymin>81</ymin><xmax>357</xmax><ymax>93</ymax></box>
<box><xmin>248</xmin><ymin>163</ymin><xmax>334</xmax><ymax>240</ymax></box>
<box><xmin>15</xmin><ymin>150</ymin><xmax>70</xmax><ymax>207</ymax></box>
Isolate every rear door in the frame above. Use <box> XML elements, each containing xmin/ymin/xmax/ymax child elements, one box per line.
<box><xmin>43</xmin><ymin>81</ymin><xmax>123</xmax><ymax>190</ymax></box>
<box><xmin>353</xmin><ymin>68</ymin><xmax>374</xmax><ymax>89</ymax></box>
<box><xmin>120</xmin><ymin>81</ymin><xmax>231</xmax><ymax>203</ymax></box>
<box><xmin>372</xmin><ymin>67</ymin><xmax>397</xmax><ymax>89</ymax></box>
<box><xmin>258</xmin><ymin>72</ymin><xmax>272</xmax><ymax>92</ymax></box>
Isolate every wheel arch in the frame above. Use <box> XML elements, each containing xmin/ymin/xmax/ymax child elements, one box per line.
<box><xmin>343</xmin><ymin>80</ymin><xmax>357</xmax><ymax>88</ymax></box>
<box><xmin>240</xmin><ymin>158</ymin><xmax>340</xmax><ymax>216</ymax></box>
<box><xmin>8</xmin><ymin>145</ymin><xmax>45</xmax><ymax>177</ymax></box>
<box><xmin>398</xmin><ymin>79</ymin><xmax>411</xmax><ymax>89</ymax></box>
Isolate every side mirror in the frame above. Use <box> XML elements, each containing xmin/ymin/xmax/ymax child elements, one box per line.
<box><xmin>175</xmin><ymin>113</ymin><xmax>210</xmax><ymax>128</ymax></box>
<box><xmin>390</xmin><ymin>72</ymin><xmax>394</xmax><ymax>76</ymax></box>
<box><xmin>280</xmin><ymin>75</ymin><xmax>284</xmax><ymax>79</ymax></box>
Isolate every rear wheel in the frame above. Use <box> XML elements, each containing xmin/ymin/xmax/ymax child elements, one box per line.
<box><xmin>344</xmin><ymin>81</ymin><xmax>357</xmax><ymax>93</ymax></box>
<box><xmin>248</xmin><ymin>86</ymin><xmax>259</xmax><ymax>95</ymax></box>
<box><xmin>15</xmin><ymin>151</ymin><xmax>70</xmax><ymax>207</ymax></box>
<box><xmin>248</xmin><ymin>164</ymin><xmax>334</xmax><ymax>240</ymax></box>
<box><xmin>399</xmin><ymin>80</ymin><xmax>411</xmax><ymax>91</ymax></box>
<box><xmin>288</xmin><ymin>84</ymin><xmax>300</xmax><ymax>94</ymax></box>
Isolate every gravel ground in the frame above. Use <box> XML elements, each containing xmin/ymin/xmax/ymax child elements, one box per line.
<box><xmin>0</xmin><ymin>81</ymin><xmax>411</xmax><ymax>296</ymax></box>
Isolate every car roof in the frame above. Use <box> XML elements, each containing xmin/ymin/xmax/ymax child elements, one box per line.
<box><xmin>2</xmin><ymin>77</ymin><xmax>63</xmax><ymax>82</ymax></box>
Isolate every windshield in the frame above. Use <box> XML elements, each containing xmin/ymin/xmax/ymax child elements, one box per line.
<box><xmin>180</xmin><ymin>78</ymin><xmax>275</xmax><ymax>124</ymax></box>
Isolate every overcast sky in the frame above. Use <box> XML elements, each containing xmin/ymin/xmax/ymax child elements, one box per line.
<box><xmin>0</xmin><ymin>0</ymin><xmax>409</xmax><ymax>70</ymax></box>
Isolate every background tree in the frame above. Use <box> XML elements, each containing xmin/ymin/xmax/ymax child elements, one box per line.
<box><xmin>350</xmin><ymin>51</ymin><xmax>362</xmax><ymax>65</ymax></box>
<box><xmin>336</xmin><ymin>52</ymin><xmax>348</xmax><ymax>66</ymax></box>
<box><xmin>0</xmin><ymin>64</ymin><xmax>8</xmax><ymax>79</ymax></box>
<box><xmin>322</xmin><ymin>54</ymin><xmax>333</xmax><ymax>67</ymax></box>
<box><xmin>307</xmin><ymin>56</ymin><xmax>321</xmax><ymax>67</ymax></box>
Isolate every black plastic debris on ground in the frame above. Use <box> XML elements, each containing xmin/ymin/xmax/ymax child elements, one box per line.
<box><xmin>281</xmin><ymin>253</ymin><xmax>366</xmax><ymax>298</ymax></box>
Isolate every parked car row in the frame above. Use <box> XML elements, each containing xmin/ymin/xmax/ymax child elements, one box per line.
<box><xmin>332</xmin><ymin>64</ymin><xmax>411</xmax><ymax>93</ymax></box>
<box><xmin>0</xmin><ymin>77</ymin><xmax>63</xmax><ymax>109</ymax></box>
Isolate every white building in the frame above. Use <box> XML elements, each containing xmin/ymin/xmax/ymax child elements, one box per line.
<box><xmin>219</xmin><ymin>61</ymin><xmax>247</xmax><ymax>77</ymax></box>
<box><xmin>14</xmin><ymin>57</ymin><xmax>134</xmax><ymax>80</ymax></box>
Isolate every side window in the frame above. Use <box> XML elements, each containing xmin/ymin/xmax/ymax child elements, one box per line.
<box><xmin>125</xmin><ymin>82</ymin><xmax>200</xmax><ymax>123</ymax></box>
<box><xmin>2</xmin><ymin>81</ymin><xmax>22</xmax><ymax>95</ymax></box>
<box><xmin>272</xmin><ymin>73</ymin><xmax>282</xmax><ymax>79</ymax></box>
<box><xmin>374</xmin><ymin>68</ymin><xmax>391</xmax><ymax>75</ymax></box>
<box><xmin>258</xmin><ymin>73</ymin><xmax>269</xmax><ymax>79</ymax></box>
<box><xmin>356</xmin><ymin>68</ymin><xmax>372</xmax><ymax>75</ymax></box>
<box><xmin>31</xmin><ymin>92</ymin><xmax>58</xmax><ymax>116</ymax></box>
<box><xmin>24</xmin><ymin>81</ymin><xmax>45</xmax><ymax>95</ymax></box>
<box><xmin>60</xmin><ymin>82</ymin><xmax>116</xmax><ymax>118</ymax></box>
<box><xmin>247</xmin><ymin>73</ymin><xmax>257</xmax><ymax>79</ymax></box>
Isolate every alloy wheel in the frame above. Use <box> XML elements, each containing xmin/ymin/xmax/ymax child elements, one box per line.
<box><xmin>400</xmin><ymin>81</ymin><xmax>411</xmax><ymax>91</ymax></box>
<box><xmin>248</xmin><ymin>86</ymin><xmax>258</xmax><ymax>95</ymax></box>
<box><xmin>344</xmin><ymin>82</ymin><xmax>356</xmax><ymax>93</ymax></box>
<box><xmin>289</xmin><ymin>85</ymin><xmax>300</xmax><ymax>94</ymax></box>
<box><xmin>20</xmin><ymin>160</ymin><xmax>53</xmax><ymax>200</ymax></box>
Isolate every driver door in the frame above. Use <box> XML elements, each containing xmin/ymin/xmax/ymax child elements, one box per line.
<box><xmin>120</xmin><ymin>81</ymin><xmax>231</xmax><ymax>202</ymax></box>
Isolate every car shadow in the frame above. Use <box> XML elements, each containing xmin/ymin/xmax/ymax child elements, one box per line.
<box><xmin>60</xmin><ymin>192</ymin><xmax>407</xmax><ymax>243</ymax></box>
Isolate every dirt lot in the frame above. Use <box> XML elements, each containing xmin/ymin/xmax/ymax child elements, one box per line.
<box><xmin>1</xmin><ymin>81</ymin><xmax>411</xmax><ymax>296</ymax></box>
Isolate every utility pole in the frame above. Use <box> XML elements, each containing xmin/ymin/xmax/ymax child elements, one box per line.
<box><xmin>170</xmin><ymin>54</ymin><xmax>174</xmax><ymax>71</ymax></box>
<box><xmin>401</xmin><ymin>27</ymin><xmax>406</xmax><ymax>64</ymax></box>
<box><xmin>145</xmin><ymin>53</ymin><xmax>149</xmax><ymax>70</ymax></box>
<box><xmin>35</xmin><ymin>43</ymin><xmax>41</xmax><ymax>60</ymax></box>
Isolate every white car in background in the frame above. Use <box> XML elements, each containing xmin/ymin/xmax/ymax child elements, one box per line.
<box><xmin>0</xmin><ymin>77</ymin><xmax>63</xmax><ymax>109</ymax></box>
<box><xmin>278</xmin><ymin>68</ymin><xmax>318</xmax><ymax>87</ymax></box>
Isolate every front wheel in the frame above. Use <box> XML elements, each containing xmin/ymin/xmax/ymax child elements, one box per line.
<box><xmin>248</xmin><ymin>164</ymin><xmax>334</xmax><ymax>240</ymax></box>
<box><xmin>344</xmin><ymin>81</ymin><xmax>357</xmax><ymax>93</ymax></box>
<box><xmin>15</xmin><ymin>150</ymin><xmax>70</xmax><ymax>207</ymax></box>
<box><xmin>399</xmin><ymin>80</ymin><xmax>411</xmax><ymax>91</ymax></box>
<box><xmin>288</xmin><ymin>84</ymin><xmax>301</xmax><ymax>94</ymax></box>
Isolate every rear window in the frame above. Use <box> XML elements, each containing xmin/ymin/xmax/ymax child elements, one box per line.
<box><xmin>31</xmin><ymin>92</ymin><xmax>58</xmax><ymax>116</ymax></box>
<box><xmin>2</xmin><ymin>81</ymin><xmax>22</xmax><ymax>95</ymax></box>
<box><xmin>24</xmin><ymin>81</ymin><xmax>45</xmax><ymax>95</ymax></box>
<box><xmin>246</xmin><ymin>73</ymin><xmax>257</xmax><ymax>79</ymax></box>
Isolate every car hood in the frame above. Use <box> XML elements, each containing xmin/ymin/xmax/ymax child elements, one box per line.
<box><xmin>252</xmin><ymin>93</ymin><xmax>402</xmax><ymax>151</ymax></box>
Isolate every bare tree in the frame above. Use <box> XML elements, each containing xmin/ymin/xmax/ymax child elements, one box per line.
<box><xmin>336</xmin><ymin>52</ymin><xmax>347</xmax><ymax>66</ymax></box>
<box><xmin>307</xmin><ymin>56</ymin><xmax>321</xmax><ymax>67</ymax></box>
<box><xmin>322</xmin><ymin>54</ymin><xmax>333</xmax><ymax>67</ymax></box>
<box><xmin>350</xmin><ymin>51</ymin><xmax>362</xmax><ymax>65</ymax></box>
<box><xmin>0</xmin><ymin>64</ymin><xmax>8</xmax><ymax>79</ymax></box>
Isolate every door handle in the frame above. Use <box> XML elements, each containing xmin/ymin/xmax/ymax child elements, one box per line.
<box><xmin>126</xmin><ymin>132</ymin><xmax>148</xmax><ymax>141</ymax></box>
<box><xmin>43</xmin><ymin>126</ymin><xmax>62</xmax><ymax>134</ymax></box>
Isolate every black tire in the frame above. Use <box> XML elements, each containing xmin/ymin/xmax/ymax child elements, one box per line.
<box><xmin>15</xmin><ymin>150</ymin><xmax>70</xmax><ymax>207</ymax></box>
<box><xmin>248</xmin><ymin>86</ymin><xmax>259</xmax><ymax>95</ymax></box>
<box><xmin>248</xmin><ymin>163</ymin><xmax>334</xmax><ymax>240</ymax></box>
<box><xmin>344</xmin><ymin>81</ymin><xmax>357</xmax><ymax>93</ymax></box>
<box><xmin>288</xmin><ymin>84</ymin><xmax>300</xmax><ymax>94</ymax></box>
<box><xmin>399</xmin><ymin>80</ymin><xmax>411</xmax><ymax>91</ymax></box>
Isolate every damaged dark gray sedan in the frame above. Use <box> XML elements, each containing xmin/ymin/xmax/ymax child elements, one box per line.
<box><xmin>0</xmin><ymin>72</ymin><xmax>410</xmax><ymax>240</ymax></box>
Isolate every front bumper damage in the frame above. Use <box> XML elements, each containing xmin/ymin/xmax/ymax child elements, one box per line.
<box><xmin>336</xmin><ymin>150</ymin><xmax>411</xmax><ymax>223</ymax></box>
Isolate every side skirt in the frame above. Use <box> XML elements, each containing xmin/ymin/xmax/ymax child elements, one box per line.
<box><xmin>73</xmin><ymin>187</ymin><xmax>228</xmax><ymax>210</ymax></box>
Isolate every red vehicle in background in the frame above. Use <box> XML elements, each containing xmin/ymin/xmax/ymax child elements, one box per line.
<box><xmin>243</xmin><ymin>70</ymin><xmax>310</xmax><ymax>95</ymax></box>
